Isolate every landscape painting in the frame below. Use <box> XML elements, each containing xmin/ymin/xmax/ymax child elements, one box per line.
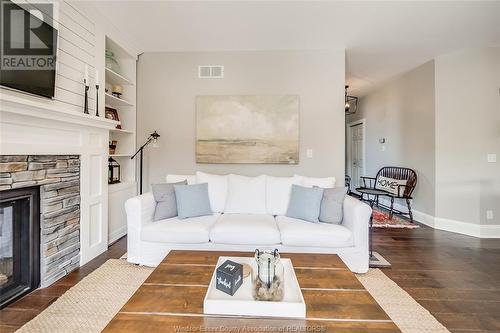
<box><xmin>196</xmin><ymin>95</ymin><xmax>299</xmax><ymax>164</ymax></box>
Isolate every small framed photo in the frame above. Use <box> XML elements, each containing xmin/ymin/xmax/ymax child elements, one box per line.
<box><xmin>105</xmin><ymin>107</ymin><xmax>119</xmax><ymax>121</ymax></box>
<box><xmin>105</xmin><ymin>107</ymin><xmax>121</xmax><ymax>129</ymax></box>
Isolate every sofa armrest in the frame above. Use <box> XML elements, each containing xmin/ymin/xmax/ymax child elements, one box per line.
<box><xmin>124</xmin><ymin>192</ymin><xmax>156</xmax><ymax>263</ymax></box>
<box><xmin>342</xmin><ymin>195</ymin><xmax>371</xmax><ymax>249</ymax></box>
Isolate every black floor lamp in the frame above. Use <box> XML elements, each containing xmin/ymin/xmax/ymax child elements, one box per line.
<box><xmin>131</xmin><ymin>131</ymin><xmax>160</xmax><ymax>194</ymax></box>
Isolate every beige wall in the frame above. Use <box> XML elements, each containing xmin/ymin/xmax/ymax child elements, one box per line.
<box><xmin>347</xmin><ymin>61</ymin><xmax>436</xmax><ymax>216</ymax></box>
<box><xmin>137</xmin><ymin>50</ymin><xmax>345</xmax><ymax>189</ymax></box>
<box><xmin>347</xmin><ymin>47</ymin><xmax>500</xmax><ymax>230</ymax></box>
<box><xmin>435</xmin><ymin>47</ymin><xmax>500</xmax><ymax>226</ymax></box>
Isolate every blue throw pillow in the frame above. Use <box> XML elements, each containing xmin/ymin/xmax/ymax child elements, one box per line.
<box><xmin>286</xmin><ymin>184</ymin><xmax>324</xmax><ymax>223</ymax></box>
<box><xmin>174</xmin><ymin>183</ymin><xmax>212</xmax><ymax>219</ymax></box>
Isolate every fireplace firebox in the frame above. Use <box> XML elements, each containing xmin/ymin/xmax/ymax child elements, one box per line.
<box><xmin>0</xmin><ymin>186</ymin><xmax>40</xmax><ymax>308</ymax></box>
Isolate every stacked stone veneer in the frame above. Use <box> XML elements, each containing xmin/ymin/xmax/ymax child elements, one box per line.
<box><xmin>0</xmin><ymin>155</ymin><xmax>81</xmax><ymax>287</ymax></box>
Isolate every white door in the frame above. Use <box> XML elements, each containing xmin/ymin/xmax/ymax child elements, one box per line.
<box><xmin>349</xmin><ymin>122</ymin><xmax>365</xmax><ymax>190</ymax></box>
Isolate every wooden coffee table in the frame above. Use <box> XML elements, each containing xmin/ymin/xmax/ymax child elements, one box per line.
<box><xmin>103</xmin><ymin>250</ymin><xmax>401</xmax><ymax>332</ymax></box>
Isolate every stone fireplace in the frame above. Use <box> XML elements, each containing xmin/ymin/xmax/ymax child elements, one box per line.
<box><xmin>0</xmin><ymin>155</ymin><xmax>81</xmax><ymax>306</ymax></box>
<box><xmin>1</xmin><ymin>93</ymin><xmax>113</xmax><ymax>302</ymax></box>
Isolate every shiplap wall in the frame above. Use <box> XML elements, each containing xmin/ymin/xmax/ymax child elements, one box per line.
<box><xmin>5</xmin><ymin>0</ymin><xmax>98</xmax><ymax>113</ymax></box>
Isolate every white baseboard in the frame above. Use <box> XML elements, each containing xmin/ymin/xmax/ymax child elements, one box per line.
<box><xmin>377</xmin><ymin>198</ymin><xmax>500</xmax><ymax>238</ymax></box>
<box><xmin>108</xmin><ymin>226</ymin><xmax>127</xmax><ymax>245</ymax></box>
<box><xmin>478</xmin><ymin>224</ymin><xmax>500</xmax><ymax>238</ymax></box>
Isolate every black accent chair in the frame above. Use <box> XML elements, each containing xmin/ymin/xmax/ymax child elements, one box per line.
<box><xmin>355</xmin><ymin>167</ymin><xmax>418</xmax><ymax>222</ymax></box>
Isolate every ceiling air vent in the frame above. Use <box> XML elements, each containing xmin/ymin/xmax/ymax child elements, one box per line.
<box><xmin>198</xmin><ymin>65</ymin><xmax>224</xmax><ymax>79</ymax></box>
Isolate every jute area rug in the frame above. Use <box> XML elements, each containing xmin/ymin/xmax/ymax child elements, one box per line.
<box><xmin>16</xmin><ymin>259</ymin><xmax>449</xmax><ymax>333</ymax></box>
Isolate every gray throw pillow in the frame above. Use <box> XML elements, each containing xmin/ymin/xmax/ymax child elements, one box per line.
<box><xmin>286</xmin><ymin>184</ymin><xmax>324</xmax><ymax>223</ymax></box>
<box><xmin>174</xmin><ymin>183</ymin><xmax>212</xmax><ymax>219</ymax></box>
<box><xmin>151</xmin><ymin>180</ymin><xmax>187</xmax><ymax>221</ymax></box>
<box><xmin>319</xmin><ymin>187</ymin><xmax>347</xmax><ymax>224</ymax></box>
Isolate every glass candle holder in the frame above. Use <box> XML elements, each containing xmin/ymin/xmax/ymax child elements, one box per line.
<box><xmin>252</xmin><ymin>249</ymin><xmax>284</xmax><ymax>301</ymax></box>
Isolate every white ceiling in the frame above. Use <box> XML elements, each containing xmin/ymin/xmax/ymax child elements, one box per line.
<box><xmin>87</xmin><ymin>1</ymin><xmax>500</xmax><ymax>96</ymax></box>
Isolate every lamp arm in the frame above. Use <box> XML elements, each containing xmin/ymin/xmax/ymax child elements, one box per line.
<box><xmin>131</xmin><ymin>137</ymin><xmax>153</xmax><ymax>160</ymax></box>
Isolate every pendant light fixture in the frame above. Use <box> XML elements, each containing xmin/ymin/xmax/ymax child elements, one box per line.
<box><xmin>345</xmin><ymin>85</ymin><xmax>358</xmax><ymax>115</ymax></box>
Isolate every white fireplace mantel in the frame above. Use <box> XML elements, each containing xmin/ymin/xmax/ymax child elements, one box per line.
<box><xmin>1</xmin><ymin>93</ymin><xmax>118</xmax><ymax>130</ymax></box>
<box><xmin>1</xmin><ymin>93</ymin><xmax>114</xmax><ymax>266</ymax></box>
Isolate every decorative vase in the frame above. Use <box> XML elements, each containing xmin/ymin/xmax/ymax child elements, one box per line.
<box><xmin>105</xmin><ymin>50</ymin><xmax>120</xmax><ymax>73</ymax></box>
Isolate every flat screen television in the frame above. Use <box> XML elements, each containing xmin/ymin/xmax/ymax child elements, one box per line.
<box><xmin>0</xmin><ymin>0</ymin><xmax>58</xmax><ymax>98</ymax></box>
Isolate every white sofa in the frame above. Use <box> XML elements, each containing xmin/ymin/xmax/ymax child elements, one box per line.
<box><xmin>125</xmin><ymin>173</ymin><xmax>371</xmax><ymax>273</ymax></box>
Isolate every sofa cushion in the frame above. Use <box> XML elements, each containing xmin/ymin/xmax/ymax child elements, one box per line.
<box><xmin>224</xmin><ymin>174</ymin><xmax>267</xmax><ymax>214</ymax></box>
<box><xmin>210</xmin><ymin>214</ymin><xmax>281</xmax><ymax>245</ymax></box>
<box><xmin>141</xmin><ymin>214</ymin><xmax>220</xmax><ymax>243</ymax></box>
<box><xmin>174</xmin><ymin>183</ymin><xmax>212</xmax><ymax>219</ymax></box>
<box><xmin>166</xmin><ymin>174</ymin><xmax>197</xmax><ymax>185</ymax></box>
<box><xmin>266</xmin><ymin>175</ymin><xmax>302</xmax><ymax>216</ymax></box>
<box><xmin>196</xmin><ymin>171</ymin><xmax>228</xmax><ymax>213</ymax></box>
<box><xmin>151</xmin><ymin>180</ymin><xmax>186</xmax><ymax>221</ymax></box>
<box><xmin>296</xmin><ymin>175</ymin><xmax>336</xmax><ymax>188</ymax></box>
<box><xmin>286</xmin><ymin>184</ymin><xmax>324</xmax><ymax>223</ymax></box>
<box><xmin>276</xmin><ymin>215</ymin><xmax>353</xmax><ymax>248</ymax></box>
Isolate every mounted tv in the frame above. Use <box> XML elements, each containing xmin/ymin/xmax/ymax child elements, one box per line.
<box><xmin>0</xmin><ymin>0</ymin><xmax>58</xmax><ymax>98</ymax></box>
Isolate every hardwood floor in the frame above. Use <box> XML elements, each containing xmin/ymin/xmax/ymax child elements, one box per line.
<box><xmin>0</xmin><ymin>237</ymin><xmax>127</xmax><ymax>333</ymax></box>
<box><xmin>373</xmin><ymin>226</ymin><xmax>500</xmax><ymax>333</ymax></box>
<box><xmin>1</xmin><ymin>227</ymin><xmax>500</xmax><ymax>333</ymax></box>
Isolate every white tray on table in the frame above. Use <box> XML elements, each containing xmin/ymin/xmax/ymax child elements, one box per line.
<box><xmin>203</xmin><ymin>256</ymin><xmax>306</xmax><ymax>319</ymax></box>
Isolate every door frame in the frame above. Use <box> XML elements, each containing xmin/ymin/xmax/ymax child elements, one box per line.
<box><xmin>346</xmin><ymin>119</ymin><xmax>366</xmax><ymax>192</ymax></box>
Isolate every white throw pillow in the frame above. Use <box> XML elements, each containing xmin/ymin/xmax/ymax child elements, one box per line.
<box><xmin>266</xmin><ymin>175</ymin><xmax>302</xmax><ymax>215</ymax></box>
<box><xmin>166</xmin><ymin>174</ymin><xmax>196</xmax><ymax>185</ymax></box>
<box><xmin>375</xmin><ymin>176</ymin><xmax>407</xmax><ymax>196</ymax></box>
<box><xmin>296</xmin><ymin>175</ymin><xmax>336</xmax><ymax>188</ymax></box>
<box><xmin>195</xmin><ymin>171</ymin><xmax>228</xmax><ymax>213</ymax></box>
<box><xmin>224</xmin><ymin>174</ymin><xmax>267</xmax><ymax>214</ymax></box>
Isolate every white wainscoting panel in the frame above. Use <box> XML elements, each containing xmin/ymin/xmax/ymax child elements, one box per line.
<box><xmin>90</xmin><ymin>154</ymin><xmax>103</xmax><ymax>196</ymax></box>
<box><xmin>89</xmin><ymin>203</ymin><xmax>103</xmax><ymax>247</ymax></box>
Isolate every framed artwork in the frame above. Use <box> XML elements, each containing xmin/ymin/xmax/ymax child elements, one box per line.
<box><xmin>105</xmin><ymin>107</ymin><xmax>121</xmax><ymax>129</ymax></box>
<box><xmin>196</xmin><ymin>95</ymin><xmax>299</xmax><ymax>164</ymax></box>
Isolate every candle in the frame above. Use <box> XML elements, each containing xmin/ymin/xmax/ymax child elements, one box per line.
<box><xmin>84</xmin><ymin>64</ymin><xmax>89</xmax><ymax>83</ymax></box>
<box><xmin>95</xmin><ymin>69</ymin><xmax>99</xmax><ymax>85</ymax></box>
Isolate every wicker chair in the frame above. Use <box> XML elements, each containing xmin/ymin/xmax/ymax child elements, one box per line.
<box><xmin>355</xmin><ymin>167</ymin><xmax>418</xmax><ymax>222</ymax></box>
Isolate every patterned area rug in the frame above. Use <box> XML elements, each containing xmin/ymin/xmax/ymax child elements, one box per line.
<box><xmin>372</xmin><ymin>207</ymin><xmax>420</xmax><ymax>229</ymax></box>
<box><xmin>15</xmin><ymin>259</ymin><xmax>449</xmax><ymax>333</ymax></box>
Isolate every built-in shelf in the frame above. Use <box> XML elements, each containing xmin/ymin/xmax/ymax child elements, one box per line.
<box><xmin>109</xmin><ymin>154</ymin><xmax>132</xmax><ymax>157</ymax></box>
<box><xmin>106</xmin><ymin>35</ymin><xmax>137</xmax><ymax>241</ymax></box>
<box><xmin>108</xmin><ymin>181</ymin><xmax>136</xmax><ymax>193</ymax></box>
<box><xmin>105</xmin><ymin>68</ymin><xmax>133</xmax><ymax>86</ymax></box>
<box><xmin>105</xmin><ymin>93</ymin><xmax>133</xmax><ymax>108</ymax></box>
<box><xmin>106</xmin><ymin>37</ymin><xmax>135</xmax><ymax>60</ymax></box>
<box><xmin>110</xmin><ymin>128</ymin><xmax>134</xmax><ymax>134</ymax></box>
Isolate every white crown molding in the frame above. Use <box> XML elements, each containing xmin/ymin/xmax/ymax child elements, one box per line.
<box><xmin>377</xmin><ymin>198</ymin><xmax>500</xmax><ymax>239</ymax></box>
